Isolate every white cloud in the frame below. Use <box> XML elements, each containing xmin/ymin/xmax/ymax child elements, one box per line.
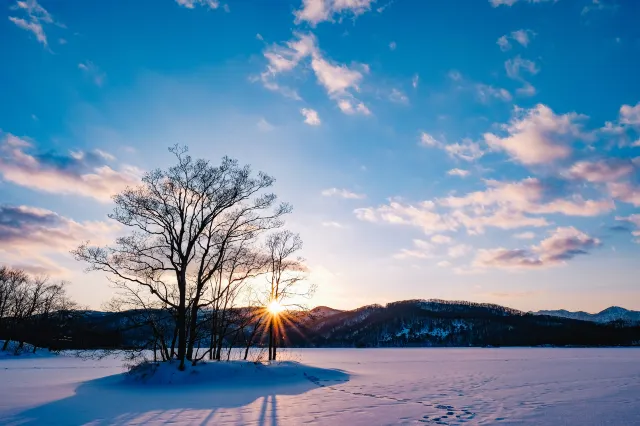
<box><xmin>440</xmin><ymin>178</ymin><xmax>613</xmax><ymax>218</ymax></box>
<box><xmin>301</xmin><ymin>108</ymin><xmax>321</xmax><ymax>125</ymax></box>
<box><xmin>356</xmin><ymin>174</ymin><xmax>612</xmax><ymax>260</ymax></box>
<box><xmin>447</xmin><ymin>168</ymin><xmax>470</xmax><ymax>177</ymax></box>
<box><xmin>565</xmin><ymin>159</ymin><xmax>635</xmax><ymax>183</ymax></box>
<box><xmin>474</xmin><ymin>227</ymin><xmax>600</xmax><ymax>269</ymax></box>
<box><xmin>620</xmin><ymin>102</ymin><xmax>640</xmax><ymax>126</ymax></box>
<box><xmin>444</xmin><ymin>139</ymin><xmax>485</xmax><ymax>162</ymax></box>
<box><xmin>9</xmin><ymin>17</ymin><xmax>46</xmax><ymax>44</ymax></box>
<box><xmin>0</xmin><ymin>204</ymin><xmax>120</xmax><ymax>274</ymax></box>
<box><xmin>355</xmin><ymin>201</ymin><xmax>457</xmax><ymax>235</ymax></box>
<box><xmin>78</xmin><ymin>61</ymin><xmax>106</xmax><ymax>87</ymax></box>
<box><xmin>294</xmin><ymin>0</ymin><xmax>375</xmax><ymax>26</ymax></box>
<box><xmin>497</xmin><ymin>29</ymin><xmax>535</xmax><ymax>51</ymax></box>
<box><xmin>175</xmin><ymin>0</ymin><xmax>220</xmax><ymax>9</ymax></box>
<box><xmin>257</xmin><ymin>118</ymin><xmax>275</xmax><ymax>132</ymax></box>
<box><xmin>322</xmin><ymin>221</ymin><xmax>345</xmax><ymax>228</ymax></box>
<box><xmin>490</xmin><ymin>0</ymin><xmax>557</xmax><ymax>7</ymax></box>
<box><xmin>497</xmin><ymin>36</ymin><xmax>511</xmax><ymax>51</ymax></box>
<box><xmin>311</xmin><ymin>55</ymin><xmax>363</xmax><ymax>95</ymax></box>
<box><xmin>484</xmin><ymin>104</ymin><xmax>590</xmax><ymax>165</ymax></box>
<box><xmin>419</xmin><ymin>133</ymin><xmax>484</xmax><ymax>162</ymax></box>
<box><xmin>448</xmin><ymin>244</ymin><xmax>472</xmax><ymax>258</ymax></box>
<box><xmin>505</xmin><ymin>56</ymin><xmax>539</xmax><ymax>96</ymax></box>
<box><xmin>511</xmin><ymin>29</ymin><xmax>534</xmax><ymax>46</ymax></box>
<box><xmin>394</xmin><ymin>239</ymin><xmax>435</xmax><ymax>259</ymax></box>
<box><xmin>431</xmin><ymin>234</ymin><xmax>452</xmax><ymax>244</ymax></box>
<box><xmin>8</xmin><ymin>0</ymin><xmax>61</xmax><ymax>47</ymax></box>
<box><xmin>475</xmin><ymin>84</ymin><xmax>512</xmax><ymax>103</ymax></box>
<box><xmin>514</xmin><ymin>231</ymin><xmax>536</xmax><ymax>239</ymax></box>
<box><xmin>419</xmin><ymin>132</ymin><xmax>442</xmax><ymax>148</ymax></box>
<box><xmin>94</xmin><ymin>149</ymin><xmax>115</xmax><ymax>161</ymax></box>
<box><xmin>412</xmin><ymin>74</ymin><xmax>419</xmax><ymax>89</ymax></box>
<box><xmin>582</xmin><ymin>0</ymin><xmax>617</xmax><ymax>15</ymax></box>
<box><xmin>0</xmin><ymin>204</ymin><xmax>118</xmax><ymax>251</ymax></box>
<box><xmin>389</xmin><ymin>88</ymin><xmax>408</xmax><ymax>104</ymax></box>
<box><xmin>608</xmin><ymin>182</ymin><xmax>640</xmax><ymax>206</ymax></box>
<box><xmin>0</xmin><ymin>133</ymin><xmax>141</xmax><ymax>202</ymax></box>
<box><xmin>338</xmin><ymin>99</ymin><xmax>371</xmax><ymax>115</ymax></box>
<box><xmin>260</xmin><ymin>32</ymin><xmax>370</xmax><ymax>114</ymax></box>
<box><xmin>516</xmin><ymin>82</ymin><xmax>537</xmax><ymax>97</ymax></box>
<box><xmin>505</xmin><ymin>56</ymin><xmax>539</xmax><ymax>79</ymax></box>
<box><xmin>321</xmin><ymin>188</ymin><xmax>366</xmax><ymax>199</ymax></box>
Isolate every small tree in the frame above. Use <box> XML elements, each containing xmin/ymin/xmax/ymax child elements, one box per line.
<box><xmin>263</xmin><ymin>231</ymin><xmax>315</xmax><ymax>361</ymax></box>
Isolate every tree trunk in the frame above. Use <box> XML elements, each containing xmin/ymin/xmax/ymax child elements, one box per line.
<box><xmin>186</xmin><ymin>297</ymin><xmax>200</xmax><ymax>360</ymax></box>
<box><xmin>272</xmin><ymin>324</ymin><xmax>277</xmax><ymax>361</ymax></box>
<box><xmin>268</xmin><ymin>317</ymin><xmax>274</xmax><ymax>361</ymax></box>
<box><xmin>170</xmin><ymin>323</ymin><xmax>178</xmax><ymax>359</ymax></box>
<box><xmin>2</xmin><ymin>339</ymin><xmax>9</xmax><ymax>351</ymax></box>
<box><xmin>209</xmin><ymin>311</ymin><xmax>218</xmax><ymax>360</ymax></box>
<box><xmin>177</xmin><ymin>277</ymin><xmax>187</xmax><ymax>371</ymax></box>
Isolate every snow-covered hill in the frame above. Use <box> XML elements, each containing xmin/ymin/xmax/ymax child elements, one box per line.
<box><xmin>534</xmin><ymin>306</ymin><xmax>640</xmax><ymax>324</ymax></box>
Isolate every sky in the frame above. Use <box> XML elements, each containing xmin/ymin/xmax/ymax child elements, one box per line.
<box><xmin>1</xmin><ymin>0</ymin><xmax>640</xmax><ymax>313</ymax></box>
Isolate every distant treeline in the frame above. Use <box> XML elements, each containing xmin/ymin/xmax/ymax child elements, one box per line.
<box><xmin>4</xmin><ymin>298</ymin><xmax>639</xmax><ymax>352</ymax></box>
<box><xmin>295</xmin><ymin>300</ymin><xmax>640</xmax><ymax>348</ymax></box>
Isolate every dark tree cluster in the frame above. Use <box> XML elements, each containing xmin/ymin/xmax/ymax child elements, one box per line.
<box><xmin>286</xmin><ymin>300</ymin><xmax>640</xmax><ymax>348</ymax></box>
<box><xmin>0</xmin><ymin>266</ymin><xmax>77</xmax><ymax>354</ymax></box>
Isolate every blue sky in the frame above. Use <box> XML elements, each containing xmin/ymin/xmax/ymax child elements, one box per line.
<box><xmin>1</xmin><ymin>0</ymin><xmax>640</xmax><ymax>312</ymax></box>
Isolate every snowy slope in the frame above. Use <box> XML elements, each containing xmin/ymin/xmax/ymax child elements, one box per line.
<box><xmin>2</xmin><ymin>348</ymin><xmax>640</xmax><ymax>425</ymax></box>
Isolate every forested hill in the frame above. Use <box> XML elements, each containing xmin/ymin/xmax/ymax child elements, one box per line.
<box><xmin>6</xmin><ymin>299</ymin><xmax>640</xmax><ymax>351</ymax></box>
<box><xmin>285</xmin><ymin>299</ymin><xmax>640</xmax><ymax>348</ymax></box>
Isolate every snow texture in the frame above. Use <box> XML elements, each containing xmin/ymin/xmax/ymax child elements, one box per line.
<box><xmin>1</xmin><ymin>348</ymin><xmax>640</xmax><ymax>425</ymax></box>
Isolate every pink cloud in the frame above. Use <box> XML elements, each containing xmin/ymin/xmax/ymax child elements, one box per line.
<box><xmin>0</xmin><ymin>134</ymin><xmax>141</xmax><ymax>202</ymax></box>
<box><xmin>474</xmin><ymin>227</ymin><xmax>601</xmax><ymax>269</ymax></box>
<box><xmin>484</xmin><ymin>104</ymin><xmax>590</xmax><ymax>165</ymax></box>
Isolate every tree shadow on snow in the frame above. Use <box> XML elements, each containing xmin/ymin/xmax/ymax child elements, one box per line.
<box><xmin>4</xmin><ymin>361</ymin><xmax>349</xmax><ymax>426</ymax></box>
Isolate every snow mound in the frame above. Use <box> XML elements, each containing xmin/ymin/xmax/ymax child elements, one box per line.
<box><xmin>123</xmin><ymin>360</ymin><xmax>350</xmax><ymax>387</ymax></box>
<box><xmin>0</xmin><ymin>341</ymin><xmax>60</xmax><ymax>359</ymax></box>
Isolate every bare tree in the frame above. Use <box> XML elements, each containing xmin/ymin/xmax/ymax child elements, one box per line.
<box><xmin>263</xmin><ymin>231</ymin><xmax>315</xmax><ymax>361</ymax></box>
<box><xmin>73</xmin><ymin>146</ymin><xmax>290</xmax><ymax>370</ymax></box>
<box><xmin>201</xmin><ymin>239</ymin><xmax>267</xmax><ymax>361</ymax></box>
<box><xmin>0</xmin><ymin>267</ymin><xmax>76</xmax><ymax>353</ymax></box>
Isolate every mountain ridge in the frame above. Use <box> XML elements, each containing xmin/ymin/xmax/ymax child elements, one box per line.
<box><xmin>533</xmin><ymin>306</ymin><xmax>640</xmax><ymax>323</ymax></box>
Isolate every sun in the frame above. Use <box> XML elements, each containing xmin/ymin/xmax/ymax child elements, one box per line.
<box><xmin>267</xmin><ymin>300</ymin><xmax>284</xmax><ymax>316</ymax></box>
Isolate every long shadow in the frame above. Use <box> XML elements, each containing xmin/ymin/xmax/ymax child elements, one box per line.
<box><xmin>3</xmin><ymin>363</ymin><xmax>349</xmax><ymax>425</ymax></box>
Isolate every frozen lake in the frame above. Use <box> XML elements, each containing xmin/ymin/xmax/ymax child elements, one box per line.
<box><xmin>1</xmin><ymin>348</ymin><xmax>639</xmax><ymax>425</ymax></box>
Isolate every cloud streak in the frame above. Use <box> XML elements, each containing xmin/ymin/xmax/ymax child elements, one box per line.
<box><xmin>294</xmin><ymin>0</ymin><xmax>375</xmax><ymax>26</ymax></box>
<box><xmin>259</xmin><ymin>32</ymin><xmax>371</xmax><ymax>115</ymax></box>
<box><xmin>0</xmin><ymin>204</ymin><xmax>119</xmax><ymax>275</ymax></box>
<box><xmin>8</xmin><ymin>0</ymin><xmax>62</xmax><ymax>47</ymax></box>
<box><xmin>474</xmin><ymin>227</ymin><xmax>601</xmax><ymax>269</ymax></box>
<box><xmin>322</xmin><ymin>188</ymin><xmax>366</xmax><ymax>199</ymax></box>
<box><xmin>0</xmin><ymin>134</ymin><xmax>141</xmax><ymax>202</ymax></box>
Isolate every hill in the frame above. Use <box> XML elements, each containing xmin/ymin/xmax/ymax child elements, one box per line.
<box><xmin>533</xmin><ymin>306</ymin><xmax>640</xmax><ymax>324</ymax></box>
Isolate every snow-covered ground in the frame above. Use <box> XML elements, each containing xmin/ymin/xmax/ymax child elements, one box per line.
<box><xmin>1</xmin><ymin>348</ymin><xmax>639</xmax><ymax>425</ymax></box>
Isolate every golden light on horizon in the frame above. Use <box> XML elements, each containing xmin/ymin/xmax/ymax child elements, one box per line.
<box><xmin>267</xmin><ymin>300</ymin><xmax>284</xmax><ymax>316</ymax></box>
